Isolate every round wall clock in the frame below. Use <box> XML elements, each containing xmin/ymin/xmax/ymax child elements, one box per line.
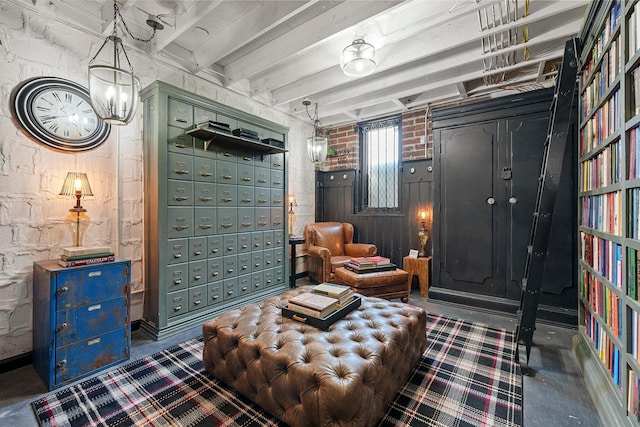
<box><xmin>11</xmin><ymin>77</ymin><xmax>111</xmax><ymax>152</ymax></box>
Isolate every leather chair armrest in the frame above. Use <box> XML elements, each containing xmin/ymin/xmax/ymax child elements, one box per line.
<box><xmin>345</xmin><ymin>243</ymin><xmax>378</xmax><ymax>257</ymax></box>
<box><xmin>307</xmin><ymin>245</ymin><xmax>332</xmax><ymax>282</ymax></box>
<box><xmin>307</xmin><ymin>245</ymin><xmax>331</xmax><ymax>259</ymax></box>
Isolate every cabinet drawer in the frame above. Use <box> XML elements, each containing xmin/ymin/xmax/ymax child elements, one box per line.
<box><xmin>254</xmin><ymin>208</ymin><xmax>270</xmax><ymax>231</ymax></box>
<box><xmin>55</xmin><ymin>327</ymin><xmax>128</xmax><ymax>386</ymax></box>
<box><xmin>194</xmin><ymin>183</ymin><xmax>216</xmax><ymax>205</ymax></box>
<box><xmin>215</xmin><ymin>145</ymin><xmax>237</xmax><ymax>162</ymax></box>
<box><xmin>237</xmin><ymin>163</ymin><xmax>254</xmax><ymax>185</ymax></box>
<box><xmin>56</xmin><ymin>297</ymin><xmax>128</xmax><ymax>347</ymax></box>
<box><xmin>55</xmin><ymin>263</ymin><xmax>129</xmax><ymax>309</ymax></box>
<box><xmin>207</xmin><ymin>236</ymin><xmax>222</xmax><ymax>258</ymax></box>
<box><xmin>251</xmin><ymin>232</ymin><xmax>263</xmax><ymax>250</ymax></box>
<box><xmin>165</xmin><ymin>264</ymin><xmax>188</xmax><ymax>292</ymax></box>
<box><xmin>167</xmin><ymin>290</ymin><xmax>189</xmax><ymax>318</ymax></box>
<box><xmin>217</xmin><ymin>160</ymin><xmax>237</xmax><ymax>184</ymax></box>
<box><xmin>188</xmin><ymin>260</ymin><xmax>207</xmax><ymax>288</ymax></box>
<box><xmin>237</xmin><ymin>207</ymin><xmax>254</xmax><ymax>232</ymax></box>
<box><xmin>263</xmin><ymin>230</ymin><xmax>274</xmax><ymax>249</ymax></box>
<box><xmin>188</xmin><ymin>237</ymin><xmax>207</xmax><ymax>261</ymax></box>
<box><xmin>255</xmin><ymin>188</ymin><xmax>270</xmax><ymax>206</ymax></box>
<box><xmin>217</xmin><ymin>184</ymin><xmax>237</xmax><ymax>206</ymax></box>
<box><xmin>193</xmin><ymin>157</ymin><xmax>216</xmax><ymax>182</ymax></box>
<box><xmin>270</xmin><ymin>153</ymin><xmax>284</xmax><ymax>170</ymax></box>
<box><xmin>223</xmin><ymin>255</ymin><xmax>238</xmax><ymax>278</ymax></box>
<box><xmin>274</xmin><ymin>267</ymin><xmax>285</xmax><ymax>286</ymax></box>
<box><xmin>194</xmin><ymin>107</ymin><xmax>216</xmax><ymax>126</ymax></box>
<box><xmin>167</xmin><ymin>207</ymin><xmax>194</xmax><ymax>239</ymax></box>
<box><xmin>263</xmin><ymin>250</ymin><xmax>274</xmax><ymax>269</ymax></box>
<box><xmin>168</xmin><ymin>98</ymin><xmax>193</xmax><ymax>128</ymax></box>
<box><xmin>207</xmin><ymin>259</ymin><xmax>222</xmax><ymax>282</ymax></box>
<box><xmin>271</xmin><ymin>188</ymin><xmax>284</xmax><ymax>207</ymax></box>
<box><xmin>238</xmin><ymin>275</ymin><xmax>251</xmax><ymax>297</ymax></box>
<box><xmin>271</xmin><ymin>209</ymin><xmax>284</xmax><ymax>229</ymax></box>
<box><xmin>254</xmin><ymin>167</ymin><xmax>270</xmax><ymax>187</ymax></box>
<box><xmin>271</xmin><ymin>170</ymin><xmax>284</xmax><ymax>187</ymax></box>
<box><xmin>217</xmin><ymin>207</ymin><xmax>237</xmax><ymax>233</ymax></box>
<box><xmin>167</xmin><ymin>239</ymin><xmax>188</xmax><ymax>264</ymax></box>
<box><xmin>237</xmin><ymin>149</ymin><xmax>254</xmax><ymax>164</ymax></box>
<box><xmin>222</xmin><ymin>234</ymin><xmax>238</xmax><ymax>255</ymax></box>
<box><xmin>237</xmin><ymin>232</ymin><xmax>251</xmax><ymax>253</ymax></box>
<box><xmin>251</xmin><ymin>252</ymin><xmax>263</xmax><ymax>272</ymax></box>
<box><xmin>223</xmin><ymin>278</ymin><xmax>238</xmax><ymax>301</ymax></box>
<box><xmin>194</xmin><ymin>207</ymin><xmax>216</xmax><ymax>236</ymax></box>
<box><xmin>252</xmin><ymin>271</ymin><xmax>264</xmax><ymax>292</ymax></box>
<box><xmin>188</xmin><ymin>285</ymin><xmax>207</xmax><ymax>312</ymax></box>
<box><xmin>207</xmin><ymin>283</ymin><xmax>222</xmax><ymax>306</ymax></box>
<box><xmin>238</xmin><ymin>186</ymin><xmax>254</xmax><ymax>206</ymax></box>
<box><xmin>274</xmin><ymin>230</ymin><xmax>284</xmax><ymax>246</ymax></box>
<box><xmin>168</xmin><ymin>180</ymin><xmax>193</xmax><ymax>206</ymax></box>
<box><xmin>274</xmin><ymin>247</ymin><xmax>285</xmax><ymax>266</ymax></box>
<box><xmin>263</xmin><ymin>269</ymin><xmax>274</xmax><ymax>288</ymax></box>
<box><xmin>168</xmin><ymin>152</ymin><xmax>193</xmax><ymax>181</ymax></box>
<box><xmin>238</xmin><ymin>254</ymin><xmax>251</xmax><ymax>275</ymax></box>
<box><xmin>167</xmin><ymin>126</ymin><xmax>194</xmax><ymax>154</ymax></box>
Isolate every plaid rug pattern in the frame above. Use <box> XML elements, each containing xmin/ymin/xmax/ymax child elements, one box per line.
<box><xmin>32</xmin><ymin>314</ymin><xmax>522</xmax><ymax>427</ymax></box>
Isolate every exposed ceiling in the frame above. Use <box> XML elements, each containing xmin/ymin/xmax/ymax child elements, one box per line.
<box><xmin>18</xmin><ymin>0</ymin><xmax>589</xmax><ymax>127</ymax></box>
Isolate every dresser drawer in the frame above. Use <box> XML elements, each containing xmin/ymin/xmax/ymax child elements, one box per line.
<box><xmin>237</xmin><ymin>163</ymin><xmax>254</xmax><ymax>185</ymax></box>
<box><xmin>254</xmin><ymin>208</ymin><xmax>270</xmax><ymax>231</ymax></box>
<box><xmin>56</xmin><ymin>297</ymin><xmax>128</xmax><ymax>347</ymax></box>
<box><xmin>238</xmin><ymin>186</ymin><xmax>254</xmax><ymax>206</ymax></box>
<box><xmin>271</xmin><ymin>188</ymin><xmax>284</xmax><ymax>207</ymax></box>
<box><xmin>167</xmin><ymin>152</ymin><xmax>193</xmax><ymax>181</ymax></box>
<box><xmin>167</xmin><ymin>290</ymin><xmax>189</xmax><ymax>318</ymax></box>
<box><xmin>188</xmin><ymin>285</ymin><xmax>207</xmax><ymax>312</ymax></box>
<box><xmin>223</xmin><ymin>278</ymin><xmax>238</xmax><ymax>301</ymax></box>
<box><xmin>194</xmin><ymin>182</ymin><xmax>215</xmax><ymax>205</ymax></box>
<box><xmin>168</xmin><ymin>98</ymin><xmax>193</xmax><ymax>128</ymax></box>
<box><xmin>237</xmin><ymin>207</ymin><xmax>254</xmax><ymax>232</ymax></box>
<box><xmin>217</xmin><ymin>184</ymin><xmax>237</xmax><ymax>206</ymax></box>
<box><xmin>167</xmin><ymin>180</ymin><xmax>193</xmax><ymax>206</ymax></box>
<box><xmin>237</xmin><ymin>253</ymin><xmax>251</xmax><ymax>275</ymax></box>
<box><xmin>223</xmin><ymin>255</ymin><xmax>238</xmax><ymax>279</ymax></box>
<box><xmin>167</xmin><ymin>125</ymin><xmax>194</xmax><ymax>154</ymax></box>
<box><xmin>238</xmin><ymin>275</ymin><xmax>251</xmax><ymax>297</ymax></box>
<box><xmin>167</xmin><ymin>239</ymin><xmax>188</xmax><ymax>264</ymax></box>
<box><xmin>165</xmin><ymin>263</ymin><xmax>188</xmax><ymax>292</ymax></box>
<box><xmin>55</xmin><ymin>263</ymin><xmax>129</xmax><ymax>309</ymax></box>
<box><xmin>188</xmin><ymin>237</ymin><xmax>207</xmax><ymax>261</ymax></box>
<box><xmin>237</xmin><ymin>232</ymin><xmax>251</xmax><ymax>253</ymax></box>
<box><xmin>254</xmin><ymin>167</ymin><xmax>270</xmax><ymax>187</ymax></box>
<box><xmin>217</xmin><ymin>207</ymin><xmax>237</xmax><ymax>233</ymax></box>
<box><xmin>167</xmin><ymin>207</ymin><xmax>194</xmax><ymax>239</ymax></box>
<box><xmin>207</xmin><ymin>236</ymin><xmax>222</xmax><ymax>258</ymax></box>
<box><xmin>194</xmin><ymin>207</ymin><xmax>216</xmax><ymax>236</ymax></box>
<box><xmin>188</xmin><ymin>260</ymin><xmax>207</xmax><ymax>288</ymax></box>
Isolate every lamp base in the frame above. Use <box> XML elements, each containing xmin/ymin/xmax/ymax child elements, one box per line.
<box><xmin>65</xmin><ymin>208</ymin><xmax>90</xmax><ymax>247</ymax></box>
<box><xmin>418</xmin><ymin>227</ymin><xmax>429</xmax><ymax>258</ymax></box>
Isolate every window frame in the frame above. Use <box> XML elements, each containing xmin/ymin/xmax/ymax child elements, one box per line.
<box><xmin>356</xmin><ymin>114</ymin><xmax>402</xmax><ymax>214</ymax></box>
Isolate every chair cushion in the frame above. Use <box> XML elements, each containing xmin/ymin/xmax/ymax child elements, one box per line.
<box><xmin>313</xmin><ymin>222</ymin><xmax>345</xmax><ymax>256</ymax></box>
<box><xmin>330</xmin><ymin>255</ymin><xmax>351</xmax><ymax>272</ymax></box>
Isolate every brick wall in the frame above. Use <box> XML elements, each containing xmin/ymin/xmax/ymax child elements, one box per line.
<box><xmin>321</xmin><ymin>108</ymin><xmax>432</xmax><ymax>171</ymax></box>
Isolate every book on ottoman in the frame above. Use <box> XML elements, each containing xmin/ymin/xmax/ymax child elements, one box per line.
<box><xmin>287</xmin><ymin>292</ymin><xmax>339</xmax><ymax>318</ymax></box>
<box><xmin>283</xmin><ymin>296</ymin><xmax>361</xmax><ymax>329</ymax></box>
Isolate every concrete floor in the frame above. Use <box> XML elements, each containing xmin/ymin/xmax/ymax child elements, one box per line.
<box><xmin>0</xmin><ymin>284</ymin><xmax>602</xmax><ymax>427</ymax></box>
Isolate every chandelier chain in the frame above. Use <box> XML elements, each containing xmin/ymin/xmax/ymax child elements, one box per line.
<box><xmin>113</xmin><ymin>1</ymin><xmax>157</xmax><ymax>43</ymax></box>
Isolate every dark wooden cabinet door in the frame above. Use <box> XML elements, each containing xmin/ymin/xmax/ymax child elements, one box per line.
<box><xmin>437</xmin><ymin>121</ymin><xmax>506</xmax><ymax>296</ymax></box>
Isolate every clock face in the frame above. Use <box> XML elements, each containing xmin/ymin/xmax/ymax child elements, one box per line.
<box><xmin>11</xmin><ymin>77</ymin><xmax>111</xmax><ymax>152</ymax></box>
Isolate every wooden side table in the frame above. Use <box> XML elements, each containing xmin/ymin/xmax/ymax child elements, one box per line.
<box><xmin>403</xmin><ymin>256</ymin><xmax>431</xmax><ymax>297</ymax></box>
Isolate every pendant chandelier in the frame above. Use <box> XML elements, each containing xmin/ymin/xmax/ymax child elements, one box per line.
<box><xmin>303</xmin><ymin>99</ymin><xmax>328</xmax><ymax>164</ymax></box>
<box><xmin>340</xmin><ymin>37</ymin><xmax>377</xmax><ymax>78</ymax></box>
<box><xmin>88</xmin><ymin>0</ymin><xmax>160</xmax><ymax>125</ymax></box>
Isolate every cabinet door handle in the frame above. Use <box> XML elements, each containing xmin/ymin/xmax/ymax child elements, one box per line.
<box><xmin>194</xmin><ymin>300</ymin><xmax>201</xmax><ymax>306</ymax></box>
<box><xmin>274</xmin><ymin>199</ymin><xmax>282</xmax><ymax>204</ymax></box>
<box><xmin>227</xmin><ymin>290</ymin><xmax>234</xmax><ymax>295</ymax></box>
<box><xmin>173</xmin><ymin>278</ymin><xmax>182</xmax><ymax>285</ymax></box>
<box><xmin>56</xmin><ymin>287</ymin><xmax>68</xmax><ymax>296</ymax></box>
<box><xmin>221</xmin><ymin>198</ymin><xmax>233</xmax><ymax>202</ymax></box>
<box><xmin>173</xmin><ymin>225</ymin><xmax>189</xmax><ymax>231</ymax></box>
<box><xmin>265</xmin><ymin>241</ymin><xmax>272</xmax><ymax>246</ymax></box>
<box><xmin>199</xmin><ymin>224</ymin><xmax>213</xmax><ymax>229</ymax></box>
<box><xmin>174</xmin><ymin>117</ymin><xmax>188</xmax><ymax>123</ymax></box>
<box><xmin>174</xmin><ymin>143</ymin><xmax>188</xmax><ymax>149</ymax></box>
<box><xmin>173</xmin><ymin>169</ymin><xmax>190</xmax><ymax>175</ymax></box>
<box><xmin>241</xmin><ymin>244</ymin><xmax>248</xmax><ymax>249</ymax></box>
<box><xmin>241</xmin><ymin>198</ymin><xmax>252</xmax><ymax>203</ymax></box>
<box><xmin>255</xmin><ymin>263</ymin><xmax>261</xmax><ymax>268</ymax></box>
<box><xmin>174</xmin><ymin>253</ymin><xmax>182</xmax><ymax>258</ymax></box>
<box><xmin>227</xmin><ymin>268</ymin><xmax>234</xmax><ymax>273</ymax></box>
<box><xmin>227</xmin><ymin>246</ymin><xmax>234</xmax><ymax>251</ymax></box>
<box><xmin>212</xmin><ymin>272</ymin><xmax>219</xmax><ymax>277</ymax></box>
<box><xmin>258</xmin><ymin>221</ymin><xmax>268</xmax><ymax>226</ymax></box>
<box><xmin>56</xmin><ymin>359</ymin><xmax>67</xmax><ymax>368</ymax></box>
<box><xmin>254</xmin><ymin>243</ymin><xmax>260</xmax><ymax>248</ymax></box>
<box><xmin>241</xmin><ymin>177</ymin><xmax>252</xmax><ymax>182</ymax></box>
<box><xmin>266</xmin><ymin>279</ymin><xmax>272</xmax><ymax>284</ymax></box>
<box><xmin>199</xmin><ymin>172</ymin><xmax>213</xmax><ymax>177</ymax></box>
<box><xmin>211</xmin><ymin>248</ymin><xmax>219</xmax><ymax>253</ymax></box>
<box><xmin>56</xmin><ymin>322</ymin><xmax>68</xmax><ymax>332</ymax></box>
<box><xmin>193</xmin><ymin>250</ymin><xmax>202</xmax><ymax>256</ymax></box>
<box><xmin>199</xmin><ymin>197</ymin><xmax>213</xmax><ymax>201</ymax></box>
<box><xmin>174</xmin><ymin>305</ymin><xmax>182</xmax><ymax>311</ymax></box>
<box><xmin>257</xmin><ymin>179</ymin><xmax>267</xmax><ymax>183</ymax></box>
<box><xmin>222</xmin><ymin>152</ymin><xmax>233</xmax><ymax>157</ymax></box>
<box><xmin>273</xmin><ymin>221</ymin><xmax>282</xmax><ymax>225</ymax></box>
<box><xmin>221</xmin><ymin>223</ymin><xmax>233</xmax><ymax>228</ymax></box>
<box><xmin>173</xmin><ymin>196</ymin><xmax>189</xmax><ymax>201</ymax></box>
<box><xmin>273</xmin><ymin>181</ymin><xmax>282</xmax><ymax>185</ymax></box>
<box><xmin>193</xmin><ymin>275</ymin><xmax>201</xmax><ymax>280</ymax></box>
<box><xmin>241</xmin><ymin>222</ymin><xmax>251</xmax><ymax>227</ymax></box>
<box><xmin>242</xmin><ymin>266</ymin><xmax>248</xmax><ymax>270</ymax></box>
<box><xmin>258</xmin><ymin>199</ymin><xmax>268</xmax><ymax>204</ymax></box>
<box><xmin>221</xmin><ymin>175</ymin><xmax>233</xmax><ymax>180</ymax></box>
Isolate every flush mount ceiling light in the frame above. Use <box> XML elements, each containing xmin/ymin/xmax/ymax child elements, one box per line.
<box><xmin>340</xmin><ymin>37</ymin><xmax>377</xmax><ymax>77</ymax></box>
<box><xmin>88</xmin><ymin>0</ymin><xmax>162</xmax><ymax>125</ymax></box>
<box><xmin>303</xmin><ymin>99</ymin><xmax>328</xmax><ymax>164</ymax></box>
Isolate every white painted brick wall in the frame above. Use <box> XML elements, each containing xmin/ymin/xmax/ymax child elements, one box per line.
<box><xmin>0</xmin><ymin>3</ymin><xmax>315</xmax><ymax>362</ymax></box>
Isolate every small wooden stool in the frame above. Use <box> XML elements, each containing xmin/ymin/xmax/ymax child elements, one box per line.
<box><xmin>403</xmin><ymin>256</ymin><xmax>431</xmax><ymax>297</ymax></box>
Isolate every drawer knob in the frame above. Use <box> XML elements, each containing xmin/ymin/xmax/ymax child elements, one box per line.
<box><xmin>193</xmin><ymin>250</ymin><xmax>202</xmax><ymax>256</ymax></box>
<box><xmin>56</xmin><ymin>322</ymin><xmax>68</xmax><ymax>332</ymax></box>
<box><xmin>56</xmin><ymin>287</ymin><xmax>68</xmax><ymax>296</ymax></box>
<box><xmin>199</xmin><ymin>224</ymin><xmax>213</xmax><ymax>229</ymax></box>
<box><xmin>241</xmin><ymin>244</ymin><xmax>248</xmax><ymax>249</ymax></box>
<box><xmin>199</xmin><ymin>197</ymin><xmax>213</xmax><ymax>201</ymax></box>
<box><xmin>194</xmin><ymin>275</ymin><xmax>201</xmax><ymax>280</ymax></box>
<box><xmin>241</xmin><ymin>177</ymin><xmax>252</xmax><ymax>182</ymax></box>
<box><xmin>241</xmin><ymin>199</ymin><xmax>252</xmax><ymax>203</ymax></box>
<box><xmin>227</xmin><ymin>246</ymin><xmax>234</xmax><ymax>251</ymax></box>
<box><xmin>227</xmin><ymin>290</ymin><xmax>234</xmax><ymax>295</ymax></box>
<box><xmin>221</xmin><ymin>175</ymin><xmax>233</xmax><ymax>180</ymax></box>
<box><xmin>174</xmin><ymin>143</ymin><xmax>188</xmax><ymax>149</ymax></box>
<box><xmin>174</xmin><ymin>305</ymin><xmax>182</xmax><ymax>311</ymax></box>
<box><xmin>211</xmin><ymin>248</ymin><xmax>219</xmax><ymax>253</ymax></box>
<box><xmin>173</xmin><ymin>169</ymin><xmax>190</xmax><ymax>175</ymax></box>
<box><xmin>194</xmin><ymin>300</ymin><xmax>201</xmax><ymax>306</ymax></box>
<box><xmin>57</xmin><ymin>359</ymin><xmax>67</xmax><ymax>368</ymax></box>
<box><xmin>221</xmin><ymin>223</ymin><xmax>233</xmax><ymax>228</ymax></box>
<box><xmin>174</xmin><ymin>253</ymin><xmax>182</xmax><ymax>258</ymax></box>
<box><xmin>174</xmin><ymin>117</ymin><xmax>188</xmax><ymax>123</ymax></box>
<box><xmin>173</xmin><ymin>225</ymin><xmax>189</xmax><ymax>231</ymax></box>
<box><xmin>199</xmin><ymin>172</ymin><xmax>213</xmax><ymax>177</ymax></box>
<box><xmin>173</xmin><ymin>278</ymin><xmax>182</xmax><ymax>285</ymax></box>
<box><xmin>173</xmin><ymin>196</ymin><xmax>189</xmax><ymax>201</ymax></box>
<box><xmin>242</xmin><ymin>286</ymin><xmax>248</xmax><ymax>291</ymax></box>
<box><xmin>227</xmin><ymin>268</ymin><xmax>234</xmax><ymax>273</ymax></box>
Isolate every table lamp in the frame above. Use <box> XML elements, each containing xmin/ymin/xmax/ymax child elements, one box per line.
<box><xmin>288</xmin><ymin>194</ymin><xmax>298</xmax><ymax>237</ymax></box>
<box><xmin>59</xmin><ymin>172</ymin><xmax>93</xmax><ymax>247</ymax></box>
<box><xmin>418</xmin><ymin>208</ymin><xmax>431</xmax><ymax>257</ymax></box>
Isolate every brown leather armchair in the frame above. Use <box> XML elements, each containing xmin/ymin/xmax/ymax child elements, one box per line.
<box><xmin>304</xmin><ymin>222</ymin><xmax>377</xmax><ymax>283</ymax></box>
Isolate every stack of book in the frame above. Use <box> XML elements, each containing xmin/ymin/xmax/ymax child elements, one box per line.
<box><xmin>344</xmin><ymin>256</ymin><xmax>395</xmax><ymax>273</ymax></box>
<box><xmin>59</xmin><ymin>245</ymin><xmax>115</xmax><ymax>268</ymax></box>
<box><xmin>287</xmin><ymin>283</ymin><xmax>355</xmax><ymax>319</ymax></box>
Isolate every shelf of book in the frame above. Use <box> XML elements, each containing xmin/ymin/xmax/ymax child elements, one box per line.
<box><xmin>577</xmin><ymin>1</ymin><xmax>640</xmax><ymax>425</ymax></box>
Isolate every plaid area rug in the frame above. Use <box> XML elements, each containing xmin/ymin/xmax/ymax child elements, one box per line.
<box><xmin>32</xmin><ymin>314</ymin><xmax>522</xmax><ymax>427</ymax></box>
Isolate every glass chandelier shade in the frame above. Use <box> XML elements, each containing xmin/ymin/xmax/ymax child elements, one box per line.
<box><xmin>88</xmin><ymin>35</ymin><xmax>139</xmax><ymax>126</ymax></box>
<box><xmin>340</xmin><ymin>38</ymin><xmax>377</xmax><ymax>77</ymax></box>
<box><xmin>307</xmin><ymin>135</ymin><xmax>328</xmax><ymax>164</ymax></box>
<box><xmin>59</xmin><ymin>172</ymin><xmax>93</xmax><ymax>247</ymax></box>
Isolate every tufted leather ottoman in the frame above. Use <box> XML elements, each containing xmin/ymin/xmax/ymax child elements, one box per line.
<box><xmin>334</xmin><ymin>267</ymin><xmax>410</xmax><ymax>303</ymax></box>
<box><xmin>202</xmin><ymin>286</ymin><xmax>427</xmax><ymax>427</ymax></box>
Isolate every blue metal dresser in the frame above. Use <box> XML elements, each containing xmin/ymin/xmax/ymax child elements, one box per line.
<box><xmin>32</xmin><ymin>259</ymin><xmax>131</xmax><ymax>390</ymax></box>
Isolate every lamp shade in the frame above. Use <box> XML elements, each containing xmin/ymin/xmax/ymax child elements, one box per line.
<box><xmin>88</xmin><ymin>36</ymin><xmax>140</xmax><ymax>125</ymax></box>
<box><xmin>340</xmin><ymin>38</ymin><xmax>376</xmax><ymax>77</ymax></box>
<box><xmin>307</xmin><ymin>136</ymin><xmax>328</xmax><ymax>164</ymax></box>
<box><xmin>59</xmin><ymin>172</ymin><xmax>93</xmax><ymax>197</ymax></box>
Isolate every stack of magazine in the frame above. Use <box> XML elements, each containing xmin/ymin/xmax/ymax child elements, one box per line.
<box><xmin>344</xmin><ymin>256</ymin><xmax>396</xmax><ymax>273</ymax></box>
<box><xmin>286</xmin><ymin>283</ymin><xmax>355</xmax><ymax>319</ymax></box>
<box><xmin>59</xmin><ymin>245</ymin><xmax>114</xmax><ymax>268</ymax></box>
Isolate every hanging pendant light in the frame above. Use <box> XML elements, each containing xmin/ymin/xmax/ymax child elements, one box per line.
<box><xmin>303</xmin><ymin>99</ymin><xmax>328</xmax><ymax>164</ymax></box>
<box><xmin>340</xmin><ymin>38</ymin><xmax>377</xmax><ymax>78</ymax></box>
<box><xmin>88</xmin><ymin>0</ymin><xmax>159</xmax><ymax>125</ymax></box>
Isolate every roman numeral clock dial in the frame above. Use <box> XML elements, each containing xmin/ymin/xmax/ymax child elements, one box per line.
<box><xmin>11</xmin><ymin>77</ymin><xmax>110</xmax><ymax>151</ymax></box>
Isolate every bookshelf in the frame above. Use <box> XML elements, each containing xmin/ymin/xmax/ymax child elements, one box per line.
<box><xmin>576</xmin><ymin>1</ymin><xmax>640</xmax><ymax>425</ymax></box>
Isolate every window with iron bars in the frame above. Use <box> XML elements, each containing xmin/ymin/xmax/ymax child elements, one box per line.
<box><xmin>358</xmin><ymin>115</ymin><xmax>401</xmax><ymax>212</ymax></box>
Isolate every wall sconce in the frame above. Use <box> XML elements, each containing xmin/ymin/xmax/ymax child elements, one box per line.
<box><xmin>418</xmin><ymin>207</ymin><xmax>432</xmax><ymax>257</ymax></box>
<box><xmin>303</xmin><ymin>99</ymin><xmax>328</xmax><ymax>164</ymax></box>
<box><xmin>88</xmin><ymin>0</ymin><xmax>161</xmax><ymax>125</ymax></box>
<box><xmin>340</xmin><ymin>37</ymin><xmax>377</xmax><ymax>77</ymax></box>
<box><xmin>59</xmin><ymin>172</ymin><xmax>93</xmax><ymax>247</ymax></box>
<box><xmin>288</xmin><ymin>194</ymin><xmax>298</xmax><ymax>237</ymax></box>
